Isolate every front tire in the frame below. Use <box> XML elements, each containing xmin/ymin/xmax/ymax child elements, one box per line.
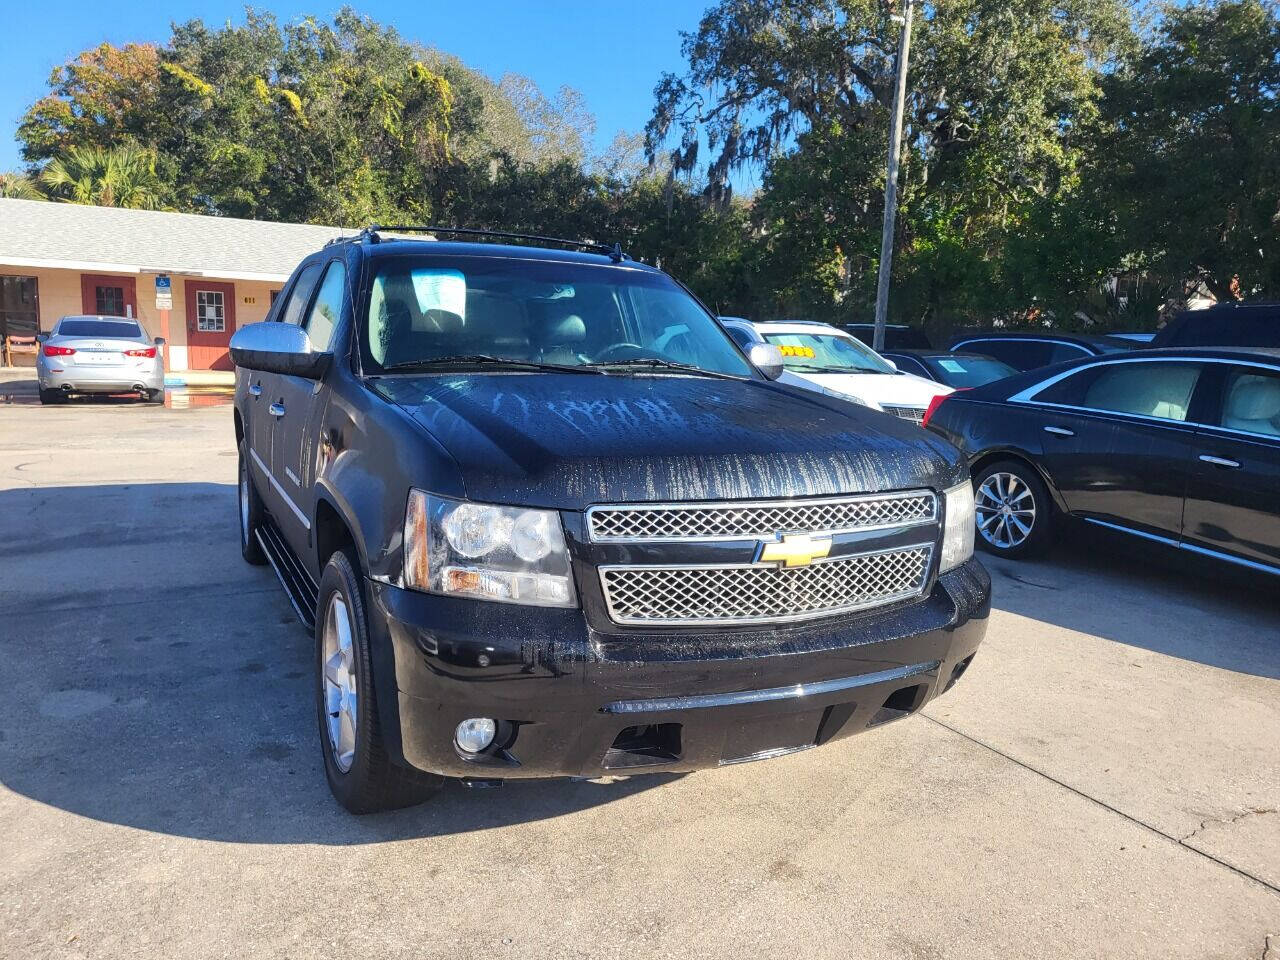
<box><xmin>316</xmin><ymin>549</ymin><xmax>443</xmax><ymax>814</ymax></box>
<box><xmin>973</xmin><ymin>459</ymin><xmax>1054</xmax><ymax>558</ymax></box>
<box><xmin>238</xmin><ymin>438</ymin><xmax>267</xmax><ymax>565</ymax></box>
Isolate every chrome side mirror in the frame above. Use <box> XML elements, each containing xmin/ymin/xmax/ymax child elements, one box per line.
<box><xmin>747</xmin><ymin>342</ymin><xmax>785</xmax><ymax>381</ymax></box>
<box><xmin>229</xmin><ymin>322</ymin><xmax>331</xmax><ymax>379</ymax></box>
<box><xmin>154</xmin><ymin>336</ymin><xmax>166</xmax><ymax>346</ymax></box>
<box><xmin>36</xmin><ymin>332</ymin><xmax>49</xmax><ymax>343</ymax></box>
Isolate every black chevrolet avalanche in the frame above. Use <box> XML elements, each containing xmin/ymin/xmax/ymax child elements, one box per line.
<box><xmin>229</xmin><ymin>228</ymin><xmax>990</xmax><ymax>813</ymax></box>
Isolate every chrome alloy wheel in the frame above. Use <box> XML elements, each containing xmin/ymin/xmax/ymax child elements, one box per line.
<box><xmin>238</xmin><ymin>457</ymin><xmax>251</xmax><ymax>546</ymax></box>
<box><xmin>322</xmin><ymin>593</ymin><xmax>358</xmax><ymax>772</ymax></box>
<box><xmin>975</xmin><ymin>472</ymin><xmax>1037</xmax><ymax>550</ymax></box>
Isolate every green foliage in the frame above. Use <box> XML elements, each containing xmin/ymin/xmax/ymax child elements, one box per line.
<box><xmin>38</xmin><ymin>144</ymin><xmax>165</xmax><ymax>209</ymax></box>
<box><xmin>0</xmin><ymin>172</ymin><xmax>44</xmax><ymax>200</ymax></box>
<box><xmin>1094</xmin><ymin>0</ymin><xmax>1280</xmax><ymax>302</ymax></box>
<box><xmin>13</xmin><ymin>2</ymin><xmax>1278</xmax><ymax>328</ymax></box>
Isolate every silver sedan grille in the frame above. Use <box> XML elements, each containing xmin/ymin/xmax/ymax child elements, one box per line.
<box><xmin>599</xmin><ymin>546</ymin><xmax>932</xmax><ymax>626</ymax></box>
<box><xmin>587</xmin><ymin>490</ymin><xmax>936</xmax><ymax>542</ymax></box>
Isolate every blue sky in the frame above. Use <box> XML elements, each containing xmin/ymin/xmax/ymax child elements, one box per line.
<box><xmin>0</xmin><ymin>1</ymin><xmax>704</xmax><ymax>174</ymax></box>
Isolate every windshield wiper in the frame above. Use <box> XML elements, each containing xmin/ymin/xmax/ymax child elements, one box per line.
<box><xmin>586</xmin><ymin>357</ymin><xmax>742</xmax><ymax>380</ymax></box>
<box><xmin>787</xmin><ymin>363</ymin><xmax>888</xmax><ymax>374</ymax></box>
<box><xmin>379</xmin><ymin>355</ymin><xmax>603</xmax><ymax>375</ymax></box>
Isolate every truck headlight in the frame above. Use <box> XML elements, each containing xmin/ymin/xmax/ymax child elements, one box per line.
<box><xmin>403</xmin><ymin>491</ymin><xmax>577</xmax><ymax>608</ymax></box>
<box><xmin>940</xmin><ymin>481</ymin><xmax>975</xmax><ymax>573</ymax></box>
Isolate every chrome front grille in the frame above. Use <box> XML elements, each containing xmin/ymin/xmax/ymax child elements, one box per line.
<box><xmin>882</xmin><ymin>404</ymin><xmax>926</xmax><ymax>424</ymax></box>
<box><xmin>587</xmin><ymin>490</ymin><xmax>936</xmax><ymax>542</ymax></box>
<box><xmin>600</xmin><ymin>546</ymin><xmax>932</xmax><ymax>626</ymax></box>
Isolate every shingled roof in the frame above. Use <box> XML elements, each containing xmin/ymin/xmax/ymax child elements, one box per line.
<box><xmin>0</xmin><ymin>199</ymin><xmax>347</xmax><ymax>282</ymax></box>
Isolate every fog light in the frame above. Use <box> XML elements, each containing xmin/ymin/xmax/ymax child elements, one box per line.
<box><xmin>455</xmin><ymin>717</ymin><xmax>497</xmax><ymax>754</ymax></box>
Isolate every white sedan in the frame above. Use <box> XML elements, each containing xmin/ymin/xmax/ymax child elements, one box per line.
<box><xmin>720</xmin><ymin>318</ymin><xmax>951</xmax><ymax>423</ymax></box>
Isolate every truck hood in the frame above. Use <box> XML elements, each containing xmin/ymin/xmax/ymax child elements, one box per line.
<box><xmin>376</xmin><ymin>372</ymin><xmax>965</xmax><ymax>509</ymax></box>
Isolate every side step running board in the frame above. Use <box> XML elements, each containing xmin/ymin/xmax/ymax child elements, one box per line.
<box><xmin>255</xmin><ymin>521</ymin><xmax>319</xmax><ymax>631</ymax></box>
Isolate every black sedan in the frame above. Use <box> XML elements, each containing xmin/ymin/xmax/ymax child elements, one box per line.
<box><xmin>923</xmin><ymin>347</ymin><xmax>1280</xmax><ymax>574</ymax></box>
<box><xmin>882</xmin><ymin>349</ymin><xmax>1017</xmax><ymax>389</ymax></box>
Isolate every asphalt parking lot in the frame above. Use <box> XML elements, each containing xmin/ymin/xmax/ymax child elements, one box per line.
<box><xmin>1</xmin><ymin>389</ymin><xmax>1277</xmax><ymax>960</ymax></box>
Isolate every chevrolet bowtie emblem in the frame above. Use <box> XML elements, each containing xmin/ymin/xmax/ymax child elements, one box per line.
<box><xmin>756</xmin><ymin>533</ymin><xmax>832</xmax><ymax>568</ymax></box>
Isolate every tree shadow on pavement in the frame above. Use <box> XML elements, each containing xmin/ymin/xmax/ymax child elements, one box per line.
<box><xmin>982</xmin><ymin>523</ymin><xmax>1280</xmax><ymax>679</ymax></box>
<box><xmin>0</xmin><ymin>481</ymin><xmax>672</xmax><ymax>845</ymax></box>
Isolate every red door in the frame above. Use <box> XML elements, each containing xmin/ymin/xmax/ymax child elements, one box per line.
<box><xmin>80</xmin><ymin>274</ymin><xmax>138</xmax><ymax>318</ymax></box>
<box><xmin>184</xmin><ymin>280</ymin><xmax>237</xmax><ymax>370</ymax></box>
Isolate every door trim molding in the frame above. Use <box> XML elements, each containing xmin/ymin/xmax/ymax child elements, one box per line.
<box><xmin>1082</xmin><ymin>517</ymin><xmax>1279</xmax><ymax>576</ymax></box>
<box><xmin>249</xmin><ymin>447</ymin><xmax>311</xmax><ymax>531</ymax></box>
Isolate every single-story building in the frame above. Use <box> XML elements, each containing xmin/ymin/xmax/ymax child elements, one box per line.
<box><xmin>0</xmin><ymin>198</ymin><xmax>346</xmax><ymax>371</ymax></box>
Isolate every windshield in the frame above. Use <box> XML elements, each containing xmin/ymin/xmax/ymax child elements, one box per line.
<box><xmin>363</xmin><ymin>256</ymin><xmax>754</xmax><ymax>377</ymax></box>
<box><xmin>58</xmin><ymin>319</ymin><xmax>142</xmax><ymax>339</ymax></box>
<box><xmin>763</xmin><ymin>332</ymin><xmax>895</xmax><ymax>374</ymax></box>
<box><xmin>923</xmin><ymin>354</ymin><xmax>1017</xmax><ymax>387</ymax></box>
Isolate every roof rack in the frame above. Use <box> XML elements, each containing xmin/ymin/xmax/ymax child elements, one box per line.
<box><xmin>357</xmin><ymin>224</ymin><xmax>628</xmax><ymax>262</ymax></box>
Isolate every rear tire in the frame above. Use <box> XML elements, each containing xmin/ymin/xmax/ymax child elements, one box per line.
<box><xmin>39</xmin><ymin>388</ymin><xmax>64</xmax><ymax>405</ymax></box>
<box><xmin>316</xmin><ymin>549</ymin><xmax>443</xmax><ymax>814</ymax></box>
<box><xmin>973</xmin><ymin>459</ymin><xmax>1054</xmax><ymax>558</ymax></box>
<box><xmin>238</xmin><ymin>438</ymin><xmax>268</xmax><ymax>566</ymax></box>
<box><xmin>147</xmin><ymin>388</ymin><xmax>165</xmax><ymax>405</ymax></box>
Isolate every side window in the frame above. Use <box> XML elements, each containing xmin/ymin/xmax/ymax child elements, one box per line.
<box><xmin>961</xmin><ymin>339</ymin><xmax>1052</xmax><ymax>371</ymax></box>
<box><xmin>724</xmin><ymin>325</ymin><xmax>756</xmax><ymax>349</ymax></box>
<box><xmin>1038</xmin><ymin>362</ymin><xmax>1202</xmax><ymax>422</ymax></box>
<box><xmin>278</xmin><ymin>263</ymin><xmax>323</xmax><ymax>326</ymax></box>
<box><xmin>1048</xmin><ymin>342</ymin><xmax>1091</xmax><ymax>364</ymax></box>
<box><xmin>889</xmin><ymin>355</ymin><xmax>929</xmax><ymax>377</ymax></box>
<box><xmin>1219</xmin><ymin>368</ymin><xmax>1280</xmax><ymax>438</ymax></box>
<box><xmin>304</xmin><ymin>261</ymin><xmax>346</xmax><ymax>351</ymax></box>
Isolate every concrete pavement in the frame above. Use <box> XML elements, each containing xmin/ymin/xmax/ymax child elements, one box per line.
<box><xmin>1</xmin><ymin>399</ymin><xmax>1276</xmax><ymax>959</ymax></box>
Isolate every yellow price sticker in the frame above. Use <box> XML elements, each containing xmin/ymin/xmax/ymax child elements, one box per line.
<box><xmin>778</xmin><ymin>345</ymin><xmax>815</xmax><ymax>358</ymax></box>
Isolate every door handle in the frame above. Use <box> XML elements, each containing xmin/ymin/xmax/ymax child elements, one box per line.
<box><xmin>1044</xmin><ymin>425</ymin><xmax>1074</xmax><ymax>437</ymax></box>
<box><xmin>269</xmin><ymin>402</ymin><xmax>286</xmax><ymax>418</ymax></box>
<box><xmin>248</xmin><ymin>383</ymin><xmax>262</xmax><ymax>397</ymax></box>
<box><xmin>1199</xmin><ymin>454</ymin><xmax>1241</xmax><ymax>469</ymax></box>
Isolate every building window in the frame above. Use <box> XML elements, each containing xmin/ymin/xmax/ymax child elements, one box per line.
<box><xmin>95</xmin><ymin>284</ymin><xmax>126</xmax><ymax>316</ymax></box>
<box><xmin>197</xmin><ymin>290</ymin><xmax>226</xmax><ymax>332</ymax></box>
<box><xmin>0</xmin><ymin>275</ymin><xmax>40</xmax><ymax>337</ymax></box>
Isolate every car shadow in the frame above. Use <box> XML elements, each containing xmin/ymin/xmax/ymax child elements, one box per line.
<box><xmin>982</xmin><ymin>523</ymin><xmax>1280</xmax><ymax>679</ymax></box>
<box><xmin>0</xmin><ymin>481</ymin><xmax>672</xmax><ymax>844</ymax></box>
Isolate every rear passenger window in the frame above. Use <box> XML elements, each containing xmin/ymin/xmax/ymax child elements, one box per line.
<box><xmin>305</xmin><ymin>262</ymin><xmax>346</xmax><ymax>351</ymax></box>
<box><xmin>1036</xmin><ymin>362</ymin><xmax>1202</xmax><ymax>422</ymax></box>
<box><xmin>961</xmin><ymin>339</ymin><xmax>1054</xmax><ymax>371</ymax></box>
<box><xmin>1047</xmin><ymin>342</ymin><xmax>1091</xmax><ymax>364</ymax></box>
<box><xmin>1219</xmin><ymin>369</ymin><xmax>1280</xmax><ymax>438</ymax></box>
<box><xmin>278</xmin><ymin>263</ymin><xmax>323</xmax><ymax>326</ymax></box>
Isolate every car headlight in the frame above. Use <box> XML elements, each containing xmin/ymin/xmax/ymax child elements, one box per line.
<box><xmin>940</xmin><ymin>480</ymin><xmax>976</xmax><ymax>573</ymax></box>
<box><xmin>403</xmin><ymin>491</ymin><xmax>577</xmax><ymax>607</ymax></box>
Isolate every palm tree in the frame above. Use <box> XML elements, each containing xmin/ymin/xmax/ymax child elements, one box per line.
<box><xmin>39</xmin><ymin>144</ymin><xmax>166</xmax><ymax>209</ymax></box>
<box><xmin>0</xmin><ymin>172</ymin><xmax>44</xmax><ymax>200</ymax></box>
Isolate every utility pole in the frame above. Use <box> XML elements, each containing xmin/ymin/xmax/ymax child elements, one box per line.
<box><xmin>872</xmin><ymin>0</ymin><xmax>915</xmax><ymax>353</ymax></box>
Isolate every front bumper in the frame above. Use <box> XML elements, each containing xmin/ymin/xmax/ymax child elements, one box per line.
<box><xmin>368</xmin><ymin>557</ymin><xmax>990</xmax><ymax>779</ymax></box>
<box><xmin>37</xmin><ymin>358</ymin><xmax>164</xmax><ymax>393</ymax></box>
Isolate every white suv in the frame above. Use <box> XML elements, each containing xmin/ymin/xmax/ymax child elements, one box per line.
<box><xmin>720</xmin><ymin>318</ymin><xmax>951</xmax><ymax>424</ymax></box>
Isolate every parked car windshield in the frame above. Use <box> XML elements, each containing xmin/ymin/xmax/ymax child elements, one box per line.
<box><xmin>923</xmin><ymin>354</ymin><xmax>1017</xmax><ymax>388</ymax></box>
<box><xmin>763</xmin><ymin>331</ymin><xmax>896</xmax><ymax>374</ymax></box>
<box><xmin>362</xmin><ymin>256</ymin><xmax>755</xmax><ymax>377</ymax></box>
<box><xmin>58</xmin><ymin>319</ymin><xmax>142</xmax><ymax>338</ymax></box>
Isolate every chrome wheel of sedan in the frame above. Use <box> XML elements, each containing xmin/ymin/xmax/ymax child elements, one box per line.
<box><xmin>322</xmin><ymin>593</ymin><xmax>358</xmax><ymax>772</ymax></box>
<box><xmin>975</xmin><ymin>471</ymin><xmax>1036</xmax><ymax>549</ymax></box>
